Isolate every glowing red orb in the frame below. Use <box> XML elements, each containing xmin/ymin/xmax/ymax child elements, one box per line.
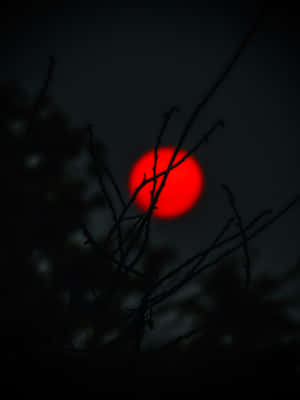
<box><xmin>128</xmin><ymin>146</ymin><xmax>205</xmax><ymax>219</ymax></box>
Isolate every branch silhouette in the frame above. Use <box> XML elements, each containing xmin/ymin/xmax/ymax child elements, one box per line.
<box><xmin>77</xmin><ymin>3</ymin><xmax>300</xmax><ymax>353</ymax></box>
<box><xmin>15</xmin><ymin>3</ymin><xmax>300</xmax><ymax>378</ymax></box>
<box><xmin>221</xmin><ymin>183</ymin><xmax>251</xmax><ymax>289</ymax></box>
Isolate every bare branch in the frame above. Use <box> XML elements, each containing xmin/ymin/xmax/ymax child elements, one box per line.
<box><xmin>177</xmin><ymin>4</ymin><xmax>267</xmax><ymax>146</ymax></box>
<box><xmin>107</xmin><ymin>3</ymin><xmax>268</xmax><ymax>246</ymax></box>
<box><xmin>80</xmin><ymin>222</ymin><xmax>144</xmax><ymax>278</ymax></box>
<box><xmin>147</xmin><ymin>208</ymin><xmax>273</xmax><ymax>303</ymax></box>
<box><xmin>101</xmin><ymin>162</ymin><xmax>127</xmax><ymax>208</ymax></box>
<box><xmin>86</xmin><ymin>123</ymin><xmax>126</xmax><ymax>271</ymax></box>
<box><xmin>121</xmin><ymin>105</ymin><xmax>181</xmax><ymax>272</ymax></box>
<box><xmin>102</xmin><ymin>119</ymin><xmax>223</xmax><ymax>248</ymax></box>
<box><xmin>144</xmin><ymin>216</ymin><xmax>235</xmax><ymax>300</ymax></box>
<box><xmin>78</xmin><ymin>4</ymin><xmax>273</xmax><ymax>351</ymax></box>
<box><xmin>149</xmin><ymin>194</ymin><xmax>299</xmax><ymax>308</ymax></box>
<box><xmin>103</xmin><ymin>105</ymin><xmax>180</xmax><ymax>249</ymax></box>
<box><xmin>221</xmin><ymin>183</ymin><xmax>251</xmax><ymax>289</ymax></box>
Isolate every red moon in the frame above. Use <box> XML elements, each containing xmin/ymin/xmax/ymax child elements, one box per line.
<box><xmin>128</xmin><ymin>146</ymin><xmax>205</xmax><ymax>219</ymax></box>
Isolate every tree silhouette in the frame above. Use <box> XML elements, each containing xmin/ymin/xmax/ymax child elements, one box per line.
<box><xmin>2</xmin><ymin>79</ymin><xmax>98</xmax><ymax>350</ymax></box>
<box><xmin>1</xmin><ymin>77</ymin><xmax>177</xmax><ymax>360</ymax></box>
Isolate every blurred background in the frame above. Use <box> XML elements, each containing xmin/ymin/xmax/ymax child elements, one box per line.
<box><xmin>2</xmin><ymin>0</ymin><xmax>300</xmax><ymax>382</ymax></box>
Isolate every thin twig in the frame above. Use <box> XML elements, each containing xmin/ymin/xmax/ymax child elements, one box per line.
<box><xmin>221</xmin><ymin>184</ymin><xmax>251</xmax><ymax>289</ymax></box>
<box><xmin>149</xmin><ymin>194</ymin><xmax>299</xmax><ymax>308</ymax></box>
<box><xmin>144</xmin><ymin>216</ymin><xmax>235</xmax><ymax>305</ymax></box>
<box><xmin>122</xmin><ymin>119</ymin><xmax>223</xmax><ymax>273</ymax></box>
<box><xmin>25</xmin><ymin>56</ymin><xmax>55</xmax><ymax>140</ymax></box>
<box><xmin>142</xmin><ymin>209</ymin><xmax>272</xmax><ymax>305</ymax></box>
<box><xmin>80</xmin><ymin>222</ymin><xmax>144</xmax><ymax>278</ymax></box>
<box><xmin>175</xmin><ymin>3</ymin><xmax>267</xmax><ymax>149</ymax></box>
<box><xmin>81</xmin><ymin>5</ymin><xmax>270</xmax><ymax>349</ymax></box>
<box><xmin>119</xmin><ymin>106</ymin><xmax>181</xmax><ymax>272</ymax></box>
<box><xmin>146</xmin><ymin>208</ymin><xmax>273</xmax><ymax>303</ymax></box>
<box><xmin>102</xmin><ymin>119</ymin><xmax>223</xmax><ymax>248</ymax></box>
<box><xmin>86</xmin><ymin>124</ymin><xmax>126</xmax><ymax>272</ymax></box>
<box><xmin>101</xmin><ymin>162</ymin><xmax>127</xmax><ymax>208</ymax></box>
<box><xmin>97</xmin><ymin>208</ymin><xmax>274</xmax><ymax>347</ymax></box>
<box><xmin>102</xmin><ymin>189</ymin><xmax>298</xmax><ymax>349</ymax></box>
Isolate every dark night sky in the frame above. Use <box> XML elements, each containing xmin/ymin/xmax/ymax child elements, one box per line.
<box><xmin>2</xmin><ymin>1</ymin><xmax>300</xmax><ymax>341</ymax></box>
